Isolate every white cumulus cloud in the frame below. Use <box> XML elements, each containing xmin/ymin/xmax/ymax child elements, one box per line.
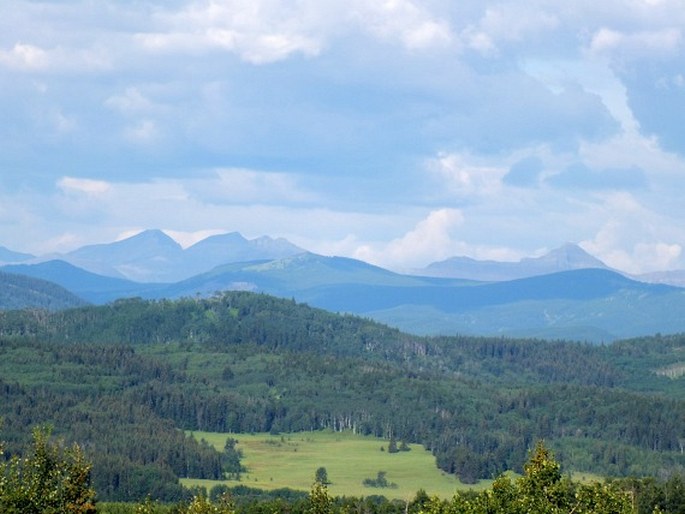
<box><xmin>427</xmin><ymin>152</ymin><xmax>506</xmax><ymax>198</ymax></box>
<box><xmin>462</xmin><ymin>5</ymin><xmax>557</xmax><ymax>56</ymax></box>
<box><xmin>186</xmin><ymin>168</ymin><xmax>319</xmax><ymax>205</ymax></box>
<box><xmin>352</xmin><ymin>0</ymin><xmax>453</xmax><ymax>50</ymax></box>
<box><xmin>0</xmin><ymin>43</ymin><xmax>49</xmax><ymax>70</ymax></box>
<box><xmin>588</xmin><ymin>27</ymin><xmax>682</xmax><ymax>58</ymax></box>
<box><xmin>124</xmin><ymin>119</ymin><xmax>160</xmax><ymax>144</ymax></box>
<box><xmin>137</xmin><ymin>0</ymin><xmax>326</xmax><ymax>64</ymax></box>
<box><xmin>57</xmin><ymin>177</ymin><xmax>111</xmax><ymax>195</ymax></box>
<box><xmin>580</xmin><ymin>192</ymin><xmax>685</xmax><ymax>272</ymax></box>
<box><xmin>354</xmin><ymin>208</ymin><xmax>465</xmax><ymax>270</ymax></box>
<box><xmin>105</xmin><ymin>87</ymin><xmax>156</xmax><ymax>114</ymax></box>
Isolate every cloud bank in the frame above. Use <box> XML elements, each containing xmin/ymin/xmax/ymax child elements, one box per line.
<box><xmin>1</xmin><ymin>0</ymin><xmax>685</xmax><ymax>273</ymax></box>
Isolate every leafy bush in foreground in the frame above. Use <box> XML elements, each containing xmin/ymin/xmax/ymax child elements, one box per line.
<box><xmin>0</xmin><ymin>425</ymin><xmax>96</xmax><ymax>513</ymax></box>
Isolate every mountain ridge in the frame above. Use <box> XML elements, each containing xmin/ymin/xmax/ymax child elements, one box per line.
<box><xmin>128</xmin><ymin>255</ymin><xmax>684</xmax><ymax>343</ymax></box>
<box><xmin>0</xmin><ymin>270</ymin><xmax>87</xmax><ymax>310</ymax></box>
<box><xmin>6</xmin><ymin>232</ymin><xmax>685</xmax><ymax>286</ymax></box>
<box><xmin>1</xmin><ymin>259</ymin><xmax>163</xmax><ymax>304</ymax></box>
<box><xmin>0</xmin><ymin>245</ymin><xmax>34</xmax><ymax>264</ymax></box>
<box><xmin>24</xmin><ymin>229</ymin><xmax>305</xmax><ymax>283</ymax></box>
<box><xmin>419</xmin><ymin>243</ymin><xmax>611</xmax><ymax>281</ymax></box>
<box><xmin>60</xmin><ymin>229</ymin><xmax>184</xmax><ymax>282</ymax></box>
<box><xmin>3</xmin><ymin>253</ymin><xmax>685</xmax><ymax>342</ymax></box>
<box><xmin>4</xmin><ymin>234</ymin><xmax>685</xmax><ymax>342</ymax></box>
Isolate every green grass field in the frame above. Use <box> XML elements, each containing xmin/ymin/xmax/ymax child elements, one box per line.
<box><xmin>183</xmin><ymin>430</ymin><xmax>489</xmax><ymax>500</ymax></box>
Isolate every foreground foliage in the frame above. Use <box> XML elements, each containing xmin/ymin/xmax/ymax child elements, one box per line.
<box><xmin>0</xmin><ymin>426</ymin><xmax>96</xmax><ymax>513</ymax></box>
<box><xmin>422</xmin><ymin>443</ymin><xmax>632</xmax><ymax>514</ymax></box>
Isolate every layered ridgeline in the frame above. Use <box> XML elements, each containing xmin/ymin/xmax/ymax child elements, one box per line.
<box><xmin>5</xmin><ymin>233</ymin><xmax>685</xmax><ymax>342</ymax></box>
<box><xmin>6</xmin><ymin>253</ymin><xmax>685</xmax><ymax>343</ymax></box>
<box><xmin>1</xmin><ymin>292</ymin><xmax>683</xmax><ymax>502</ymax></box>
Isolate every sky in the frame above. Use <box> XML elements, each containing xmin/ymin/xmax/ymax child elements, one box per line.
<box><xmin>1</xmin><ymin>0</ymin><xmax>685</xmax><ymax>274</ymax></box>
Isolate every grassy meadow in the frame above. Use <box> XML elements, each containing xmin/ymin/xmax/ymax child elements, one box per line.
<box><xmin>183</xmin><ymin>430</ymin><xmax>486</xmax><ymax>500</ymax></box>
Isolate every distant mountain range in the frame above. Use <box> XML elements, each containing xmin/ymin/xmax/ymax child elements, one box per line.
<box><xmin>3</xmin><ymin>230</ymin><xmax>684</xmax><ymax>285</ymax></box>
<box><xmin>417</xmin><ymin>243</ymin><xmax>611</xmax><ymax>281</ymax></box>
<box><xmin>37</xmin><ymin>229</ymin><xmax>304</xmax><ymax>282</ymax></box>
<box><xmin>3</xmin><ymin>231</ymin><xmax>685</xmax><ymax>342</ymax></box>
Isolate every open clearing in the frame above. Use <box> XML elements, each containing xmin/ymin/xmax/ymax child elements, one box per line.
<box><xmin>183</xmin><ymin>430</ymin><xmax>486</xmax><ymax>500</ymax></box>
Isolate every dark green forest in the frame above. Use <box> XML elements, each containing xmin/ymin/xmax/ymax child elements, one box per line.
<box><xmin>0</xmin><ymin>292</ymin><xmax>684</xmax><ymax>505</ymax></box>
<box><xmin>0</xmin><ymin>271</ymin><xmax>87</xmax><ymax>311</ymax></box>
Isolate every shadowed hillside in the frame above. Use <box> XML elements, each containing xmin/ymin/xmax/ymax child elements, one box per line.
<box><xmin>0</xmin><ymin>271</ymin><xmax>87</xmax><ymax>310</ymax></box>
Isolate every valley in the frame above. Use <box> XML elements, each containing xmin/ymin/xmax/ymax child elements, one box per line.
<box><xmin>0</xmin><ymin>292</ymin><xmax>683</xmax><ymax>505</ymax></box>
<box><xmin>182</xmin><ymin>430</ymin><xmax>467</xmax><ymax>500</ymax></box>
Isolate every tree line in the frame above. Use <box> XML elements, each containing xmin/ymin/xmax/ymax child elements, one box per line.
<box><xmin>3</xmin><ymin>428</ymin><xmax>685</xmax><ymax>513</ymax></box>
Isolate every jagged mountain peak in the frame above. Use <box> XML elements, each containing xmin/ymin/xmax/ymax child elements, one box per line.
<box><xmin>186</xmin><ymin>232</ymin><xmax>302</xmax><ymax>254</ymax></box>
<box><xmin>51</xmin><ymin>229</ymin><xmax>305</xmax><ymax>282</ymax></box>
<box><xmin>183</xmin><ymin>231</ymin><xmax>303</xmax><ymax>272</ymax></box>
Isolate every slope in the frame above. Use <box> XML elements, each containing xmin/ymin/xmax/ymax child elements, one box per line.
<box><xmin>0</xmin><ymin>245</ymin><xmax>34</xmax><ymax>264</ymax></box>
<box><xmin>364</xmin><ymin>270</ymin><xmax>685</xmax><ymax>342</ymax></box>
<box><xmin>182</xmin><ymin>232</ymin><xmax>303</xmax><ymax>277</ymax></box>
<box><xmin>148</xmin><ymin>257</ymin><xmax>685</xmax><ymax>342</ymax></box>
<box><xmin>0</xmin><ymin>271</ymin><xmax>87</xmax><ymax>310</ymax></box>
<box><xmin>1</xmin><ymin>260</ymin><xmax>162</xmax><ymax>304</ymax></box>
<box><xmin>153</xmin><ymin>252</ymin><xmax>443</xmax><ymax>299</ymax></box>
<box><xmin>61</xmin><ymin>229</ymin><xmax>184</xmax><ymax>282</ymax></box>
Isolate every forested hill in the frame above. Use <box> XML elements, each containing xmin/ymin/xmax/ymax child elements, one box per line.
<box><xmin>0</xmin><ymin>270</ymin><xmax>87</xmax><ymax>310</ymax></box>
<box><xmin>1</xmin><ymin>292</ymin><xmax>684</xmax><ymax>502</ymax></box>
